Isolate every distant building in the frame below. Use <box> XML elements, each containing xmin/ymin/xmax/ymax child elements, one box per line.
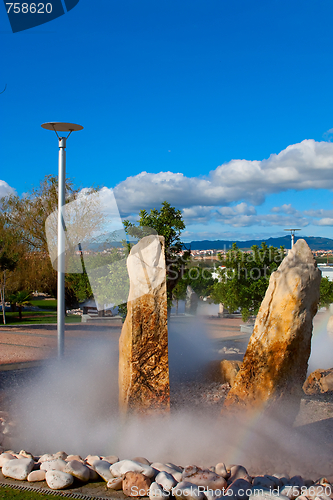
<box><xmin>319</xmin><ymin>265</ymin><xmax>333</xmax><ymax>281</ymax></box>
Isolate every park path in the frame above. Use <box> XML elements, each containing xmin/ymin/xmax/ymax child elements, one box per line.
<box><xmin>0</xmin><ymin>312</ymin><xmax>327</xmax><ymax>368</ymax></box>
<box><xmin>0</xmin><ymin>320</ymin><xmax>123</xmax><ymax>367</ymax></box>
<box><xmin>4</xmin><ymin>311</ymin><xmax>327</xmax><ymax>368</ymax></box>
<box><xmin>0</xmin><ymin>316</ymin><xmax>249</xmax><ymax>368</ymax></box>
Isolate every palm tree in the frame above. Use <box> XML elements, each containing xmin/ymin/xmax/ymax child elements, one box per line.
<box><xmin>11</xmin><ymin>291</ymin><xmax>32</xmax><ymax>321</ymax></box>
<box><xmin>7</xmin><ymin>293</ymin><xmax>17</xmax><ymax>312</ymax></box>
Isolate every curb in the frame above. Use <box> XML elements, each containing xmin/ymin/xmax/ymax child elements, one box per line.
<box><xmin>0</xmin><ymin>481</ymin><xmax>111</xmax><ymax>499</ymax></box>
<box><xmin>0</xmin><ymin>360</ymin><xmax>50</xmax><ymax>372</ymax></box>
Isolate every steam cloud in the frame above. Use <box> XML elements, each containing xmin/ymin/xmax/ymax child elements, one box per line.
<box><xmin>8</xmin><ymin>315</ymin><xmax>333</xmax><ymax>477</ymax></box>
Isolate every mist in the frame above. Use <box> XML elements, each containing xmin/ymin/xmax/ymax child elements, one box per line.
<box><xmin>308</xmin><ymin>309</ymin><xmax>333</xmax><ymax>373</ymax></box>
<box><xmin>6</xmin><ymin>313</ymin><xmax>333</xmax><ymax>478</ymax></box>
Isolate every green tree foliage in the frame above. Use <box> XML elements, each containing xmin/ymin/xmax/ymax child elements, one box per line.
<box><xmin>1</xmin><ymin>175</ymin><xmax>79</xmax><ymax>251</ymax></box>
<box><xmin>82</xmin><ymin>248</ymin><xmax>129</xmax><ymax>311</ymax></box>
<box><xmin>172</xmin><ymin>265</ymin><xmax>216</xmax><ymax>301</ymax></box>
<box><xmin>9</xmin><ymin>290</ymin><xmax>32</xmax><ymax>321</ymax></box>
<box><xmin>1</xmin><ymin>175</ymin><xmax>98</xmax><ymax>307</ymax></box>
<box><xmin>123</xmin><ymin>201</ymin><xmax>190</xmax><ymax>308</ymax></box>
<box><xmin>65</xmin><ymin>273</ymin><xmax>92</xmax><ymax>309</ymax></box>
<box><xmin>319</xmin><ymin>276</ymin><xmax>333</xmax><ymax>309</ymax></box>
<box><xmin>1</xmin><ymin>175</ymin><xmax>78</xmax><ymax>303</ymax></box>
<box><xmin>7</xmin><ymin>251</ymin><xmax>57</xmax><ymax>298</ymax></box>
<box><xmin>211</xmin><ymin>242</ymin><xmax>285</xmax><ymax>321</ymax></box>
<box><xmin>0</xmin><ymin>217</ymin><xmax>21</xmax><ymax>323</ymax></box>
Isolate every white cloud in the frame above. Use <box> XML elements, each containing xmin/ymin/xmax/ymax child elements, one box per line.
<box><xmin>271</xmin><ymin>203</ymin><xmax>297</xmax><ymax>214</ymax></box>
<box><xmin>316</xmin><ymin>218</ymin><xmax>333</xmax><ymax>226</ymax></box>
<box><xmin>113</xmin><ymin>139</ymin><xmax>333</xmax><ymax>214</ymax></box>
<box><xmin>90</xmin><ymin>187</ymin><xmax>311</xmax><ymax>230</ymax></box>
<box><xmin>323</xmin><ymin>128</ymin><xmax>333</xmax><ymax>141</ymax></box>
<box><xmin>182</xmin><ymin>203</ymin><xmax>309</xmax><ymax>228</ymax></box>
<box><xmin>214</xmin><ymin>211</ymin><xmax>309</xmax><ymax>228</ymax></box>
<box><xmin>182</xmin><ymin>205</ymin><xmax>214</xmax><ymax>223</ymax></box>
<box><xmin>0</xmin><ymin>180</ymin><xmax>16</xmax><ymax>198</ymax></box>
<box><xmin>304</xmin><ymin>208</ymin><xmax>333</xmax><ymax>217</ymax></box>
<box><xmin>217</xmin><ymin>203</ymin><xmax>257</xmax><ymax>216</ymax></box>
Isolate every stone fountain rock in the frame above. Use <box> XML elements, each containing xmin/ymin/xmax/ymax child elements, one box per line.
<box><xmin>119</xmin><ymin>235</ymin><xmax>170</xmax><ymax>414</ymax></box>
<box><xmin>185</xmin><ymin>285</ymin><xmax>199</xmax><ymax>315</ymax></box>
<box><xmin>223</xmin><ymin>239</ymin><xmax>321</xmax><ymax>423</ymax></box>
<box><xmin>303</xmin><ymin>367</ymin><xmax>333</xmax><ymax>394</ymax></box>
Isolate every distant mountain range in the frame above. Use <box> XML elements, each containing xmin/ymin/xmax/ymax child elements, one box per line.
<box><xmin>187</xmin><ymin>236</ymin><xmax>333</xmax><ymax>251</ymax></box>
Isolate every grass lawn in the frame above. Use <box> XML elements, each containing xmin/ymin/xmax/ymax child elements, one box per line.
<box><xmin>1</xmin><ymin>312</ymin><xmax>81</xmax><ymax>325</ymax></box>
<box><xmin>0</xmin><ymin>487</ymin><xmax>79</xmax><ymax>499</ymax></box>
<box><xmin>30</xmin><ymin>299</ymin><xmax>57</xmax><ymax>311</ymax></box>
<box><xmin>0</xmin><ymin>299</ymin><xmax>82</xmax><ymax>325</ymax></box>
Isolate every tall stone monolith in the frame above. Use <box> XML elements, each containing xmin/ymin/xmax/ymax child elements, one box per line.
<box><xmin>119</xmin><ymin>235</ymin><xmax>170</xmax><ymax>414</ymax></box>
<box><xmin>223</xmin><ymin>239</ymin><xmax>321</xmax><ymax>423</ymax></box>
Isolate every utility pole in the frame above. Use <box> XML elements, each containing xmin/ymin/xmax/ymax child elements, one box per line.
<box><xmin>41</xmin><ymin>122</ymin><xmax>83</xmax><ymax>357</ymax></box>
<box><xmin>284</xmin><ymin>229</ymin><xmax>301</xmax><ymax>249</ymax></box>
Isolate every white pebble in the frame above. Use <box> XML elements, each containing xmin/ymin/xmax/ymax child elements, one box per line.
<box><xmin>150</xmin><ymin>481</ymin><xmax>168</xmax><ymax>500</ymax></box>
<box><xmin>110</xmin><ymin>459</ymin><xmax>155</xmax><ymax>478</ymax></box>
<box><xmin>38</xmin><ymin>453</ymin><xmax>55</xmax><ymax>463</ymax></box>
<box><xmin>0</xmin><ymin>453</ymin><xmax>16</xmax><ymax>468</ymax></box>
<box><xmin>155</xmin><ymin>471</ymin><xmax>177</xmax><ymax>491</ymax></box>
<box><xmin>2</xmin><ymin>458</ymin><xmax>34</xmax><ymax>481</ymax></box>
<box><xmin>107</xmin><ymin>476</ymin><xmax>123</xmax><ymax>490</ymax></box>
<box><xmin>92</xmin><ymin>459</ymin><xmax>114</xmax><ymax>481</ymax></box>
<box><xmin>45</xmin><ymin>470</ymin><xmax>74</xmax><ymax>490</ymax></box>
<box><xmin>40</xmin><ymin>459</ymin><xmax>67</xmax><ymax>472</ymax></box>
<box><xmin>64</xmin><ymin>460</ymin><xmax>90</xmax><ymax>482</ymax></box>
<box><xmin>172</xmin><ymin>481</ymin><xmax>206</xmax><ymax>500</ymax></box>
<box><xmin>27</xmin><ymin>470</ymin><xmax>46</xmax><ymax>482</ymax></box>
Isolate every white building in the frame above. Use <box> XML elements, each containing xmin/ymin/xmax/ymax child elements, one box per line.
<box><xmin>319</xmin><ymin>265</ymin><xmax>333</xmax><ymax>281</ymax></box>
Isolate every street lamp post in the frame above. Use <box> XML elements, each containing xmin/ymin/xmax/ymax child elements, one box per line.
<box><xmin>284</xmin><ymin>228</ymin><xmax>301</xmax><ymax>249</ymax></box>
<box><xmin>41</xmin><ymin>122</ymin><xmax>83</xmax><ymax>357</ymax></box>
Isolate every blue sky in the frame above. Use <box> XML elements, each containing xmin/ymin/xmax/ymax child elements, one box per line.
<box><xmin>2</xmin><ymin>0</ymin><xmax>333</xmax><ymax>242</ymax></box>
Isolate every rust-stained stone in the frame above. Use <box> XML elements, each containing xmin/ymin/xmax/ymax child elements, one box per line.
<box><xmin>303</xmin><ymin>368</ymin><xmax>333</xmax><ymax>395</ymax></box>
<box><xmin>122</xmin><ymin>471</ymin><xmax>152</xmax><ymax>497</ymax></box>
<box><xmin>220</xmin><ymin>359</ymin><xmax>242</xmax><ymax>386</ymax></box>
<box><xmin>206</xmin><ymin>359</ymin><xmax>242</xmax><ymax>386</ymax></box>
<box><xmin>223</xmin><ymin>239</ymin><xmax>321</xmax><ymax>422</ymax></box>
<box><xmin>119</xmin><ymin>235</ymin><xmax>170</xmax><ymax>414</ymax></box>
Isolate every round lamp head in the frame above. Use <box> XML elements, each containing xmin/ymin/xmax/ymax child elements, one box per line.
<box><xmin>41</xmin><ymin>122</ymin><xmax>83</xmax><ymax>132</ymax></box>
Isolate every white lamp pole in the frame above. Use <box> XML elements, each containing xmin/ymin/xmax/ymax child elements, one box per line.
<box><xmin>41</xmin><ymin>122</ymin><xmax>83</xmax><ymax>357</ymax></box>
<box><xmin>284</xmin><ymin>228</ymin><xmax>301</xmax><ymax>249</ymax></box>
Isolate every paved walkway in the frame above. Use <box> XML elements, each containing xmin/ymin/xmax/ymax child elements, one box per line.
<box><xmin>0</xmin><ymin>316</ymin><xmax>249</xmax><ymax>368</ymax></box>
<box><xmin>0</xmin><ymin>320</ymin><xmax>123</xmax><ymax>368</ymax></box>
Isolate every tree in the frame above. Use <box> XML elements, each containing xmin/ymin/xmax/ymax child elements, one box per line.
<box><xmin>211</xmin><ymin>242</ymin><xmax>285</xmax><ymax>321</ymax></box>
<box><xmin>0</xmin><ymin>175</ymin><xmax>78</xmax><ymax>303</ymax></box>
<box><xmin>0</xmin><ymin>217</ymin><xmax>21</xmax><ymax>324</ymax></box>
<box><xmin>6</xmin><ymin>251</ymin><xmax>57</xmax><ymax>299</ymax></box>
<box><xmin>9</xmin><ymin>291</ymin><xmax>32</xmax><ymax>321</ymax></box>
<box><xmin>1</xmin><ymin>175</ymin><xmax>79</xmax><ymax>252</ymax></box>
<box><xmin>0</xmin><ymin>251</ymin><xmax>18</xmax><ymax>324</ymax></box>
<box><xmin>89</xmin><ymin>250</ymin><xmax>129</xmax><ymax>310</ymax></box>
<box><xmin>319</xmin><ymin>276</ymin><xmax>333</xmax><ymax>309</ymax></box>
<box><xmin>172</xmin><ymin>265</ymin><xmax>216</xmax><ymax>301</ymax></box>
<box><xmin>123</xmin><ymin>201</ymin><xmax>190</xmax><ymax>309</ymax></box>
<box><xmin>171</xmin><ymin>265</ymin><xmax>216</xmax><ymax>315</ymax></box>
<box><xmin>1</xmin><ymin>175</ymin><xmax>101</xmax><ymax>307</ymax></box>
